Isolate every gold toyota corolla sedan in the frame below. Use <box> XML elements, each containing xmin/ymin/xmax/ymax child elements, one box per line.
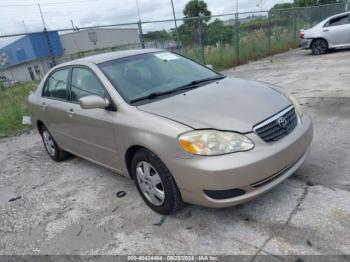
<box><xmin>28</xmin><ymin>49</ymin><xmax>313</xmax><ymax>214</ymax></box>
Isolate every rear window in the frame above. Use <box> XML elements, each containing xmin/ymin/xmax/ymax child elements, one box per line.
<box><xmin>326</xmin><ymin>15</ymin><xmax>350</xmax><ymax>27</ymax></box>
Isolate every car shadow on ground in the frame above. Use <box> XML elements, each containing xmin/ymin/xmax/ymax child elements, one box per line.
<box><xmin>301</xmin><ymin>47</ymin><xmax>350</xmax><ymax>56</ymax></box>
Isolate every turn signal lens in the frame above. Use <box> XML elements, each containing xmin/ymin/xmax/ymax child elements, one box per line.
<box><xmin>179</xmin><ymin>139</ymin><xmax>197</xmax><ymax>154</ymax></box>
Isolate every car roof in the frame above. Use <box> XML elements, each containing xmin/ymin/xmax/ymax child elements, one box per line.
<box><xmin>314</xmin><ymin>11</ymin><xmax>350</xmax><ymax>28</ymax></box>
<box><xmin>327</xmin><ymin>11</ymin><xmax>350</xmax><ymax>20</ymax></box>
<box><xmin>58</xmin><ymin>48</ymin><xmax>163</xmax><ymax>66</ymax></box>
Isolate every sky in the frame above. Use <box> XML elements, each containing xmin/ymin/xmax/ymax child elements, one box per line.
<box><xmin>0</xmin><ymin>0</ymin><xmax>292</xmax><ymax>39</ymax></box>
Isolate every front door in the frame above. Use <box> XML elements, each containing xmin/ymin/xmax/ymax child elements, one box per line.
<box><xmin>41</xmin><ymin>68</ymin><xmax>72</xmax><ymax>150</ymax></box>
<box><xmin>64</xmin><ymin>67</ymin><xmax>119</xmax><ymax>169</ymax></box>
<box><xmin>323</xmin><ymin>14</ymin><xmax>350</xmax><ymax>47</ymax></box>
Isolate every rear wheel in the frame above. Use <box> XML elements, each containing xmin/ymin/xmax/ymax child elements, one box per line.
<box><xmin>40</xmin><ymin>125</ymin><xmax>70</xmax><ymax>161</ymax></box>
<box><xmin>311</xmin><ymin>39</ymin><xmax>328</xmax><ymax>55</ymax></box>
<box><xmin>132</xmin><ymin>148</ymin><xmax>183</xmax><ymax>214</ymax></box>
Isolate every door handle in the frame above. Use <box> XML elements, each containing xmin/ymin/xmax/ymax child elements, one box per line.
<box><xmin>41</xmin><ymin>102</ymin><xmax>47</xmax><ymax>111</ymax></box>
<box><xmin>68</xmin><ymin>108</ymin><xmax>75</xmax><ymax>117</ymax></box>
<box><xmin>323</xmin><ymin>29</ymin><xmax>329</xmax><ymax>32</ymax></box>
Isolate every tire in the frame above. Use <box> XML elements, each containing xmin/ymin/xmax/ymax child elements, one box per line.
<box><xmin>311</xmin><ymin>39</ymin><xmax>328</xmax><ymax>55</ymax></box>
<box><xmin>131</xmin><ymin>148</ymin><xmax>183</xmax><ymax>214</ymax></box>
<box><xmin>40</xmin><ymin>125</ymin><xmax>70</xmax><ymax>162</ymax></box>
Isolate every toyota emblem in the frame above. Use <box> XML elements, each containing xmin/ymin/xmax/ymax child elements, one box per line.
<box><xmin>277</xmin><ymin>116</ymin><xmax>288</xmax><ymax>128</ymax></box>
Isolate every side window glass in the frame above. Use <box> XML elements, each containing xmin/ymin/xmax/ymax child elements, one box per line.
<box><xmin>327</xmin><ymin>15</ymin><xmax>349</xmax><ymax>27</ymax></box>
<box><xmin>71</xmin><ymin>68</ymin><xmax>107</xmax><ymax>102</ymax></box>
<box><xmin>43</xmin><ymin>69</ymin><xmax>69</xmax><ymax>100</ymax></box>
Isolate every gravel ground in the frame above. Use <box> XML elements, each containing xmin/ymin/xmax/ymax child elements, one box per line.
<box><xmin>1</xmin><ymin>48</ymin><xmax>350</xmax><ymax>258</ymax></box>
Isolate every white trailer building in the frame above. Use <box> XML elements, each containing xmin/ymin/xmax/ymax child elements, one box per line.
<box><xmin>59</xmin><ymin>28</ymin><xmax>140</xmax><ymax>55</ymax></box>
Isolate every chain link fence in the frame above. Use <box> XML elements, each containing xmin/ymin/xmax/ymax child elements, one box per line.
<box><xmin>0</xmin><ymin>2</ymin><xmax>349</xmax><ymax>83</ymax></box>
<box><xmin>167</xmin><ymin>2</ymin><xmax>350</xmax><ymax>69</ymax></box>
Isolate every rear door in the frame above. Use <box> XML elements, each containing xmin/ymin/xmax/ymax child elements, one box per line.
<box><xmin>41</xmin><ymin>68</ymin><xmax>72</xmax><ymax>150</ymax></box>
<box><xmin>323</xmin><ymin>14</ymin><xmax>350</xmax><ymax>47</ymax></box>
<box><xmin>64</xmin><ymin>66</ymin><xmax>118</xmax><ymax>169</ymax></box>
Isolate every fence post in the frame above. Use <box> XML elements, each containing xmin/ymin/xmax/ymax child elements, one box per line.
<box><xmin>138</xmin><ymin>20</ymin><xmax>145</xmax><ymax>49</ymax></box>
<box><xmin>267</xmin><ymin>10</ymin><xmax>271</xmax><ymax>56</ymax></box>
<box><xmin>234</xmin><ymin>13</ymin><xmax>240</xmax><ymax>63</ymax></box>
<box><xmin>292</xmin><ymin>8</ymin><xmax>297</xmax><ymax>44</ymax></box>
<box><xmin>198</xmin><ymin>18</ymin><xmax>205</xmax><ymax>64</ymax></box>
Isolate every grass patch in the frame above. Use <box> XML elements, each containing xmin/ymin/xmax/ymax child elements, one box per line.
<box><xmin>0</xmin><ymin>81</ymin><xmax>38</xmax><ymax>138</ymax></box>
<box><xmin>182</xmin><ymin>27</ymin><xmax>299</xmax><ymax>71</ymax></box>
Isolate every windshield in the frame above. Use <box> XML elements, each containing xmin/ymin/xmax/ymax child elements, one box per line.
<box><xmin>99</xmin><ymin>51</ymin><xmax>220</xmax><ymax>103</ymax></box>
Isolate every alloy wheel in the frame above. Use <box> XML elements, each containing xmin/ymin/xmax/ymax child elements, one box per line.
<box><xmin>136</xmin><ymin>161</ymin><xmax>165</xmax><ymax>206</ymax></box>
<box><xmin>312</xmin><ymin>39</ymin><xmax>327</xmax><ymax>55</ymax></box>
<box><xmin>42</xmin><ymin>130</ymin><xmax>56</xmax><ymax>156</ymax></box>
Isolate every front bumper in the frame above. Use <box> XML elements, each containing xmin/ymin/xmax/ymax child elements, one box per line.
<box><xmin>163</xmin><ymin>113</ymin><xmax>313</xmax><ymax>208</ymax></box>
<box><xmin>301</xmin><ymin>39</ymin><xmax>313</xmax><ymax>49</ymax></box>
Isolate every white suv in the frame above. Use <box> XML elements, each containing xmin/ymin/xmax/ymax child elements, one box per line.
<box><xmin>300</xmin><ymin>11</ymin><xmax>350</xmax><ymax>55</ymax></box>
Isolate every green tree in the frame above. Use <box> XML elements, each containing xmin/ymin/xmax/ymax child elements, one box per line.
<box><xmin>182</xmin><ymin>0</ymin><xmax>211</xmax><ymax>45</ymax></box>
<box><xmin>272</xmin><ymin>3</ymin><xmax>294</xmax><ymax>9</ymax></box>
<box><xmin>317</xmin><ymin>0</ymin><xmax>344</xmax><ymax>4</ymax></box>
<box><xmin>144</xmin><ymin>30</ymin><xmax>171</xmax><ymax>42</ymax></box>
<box><xmin>183</xmin><ymin>0</ymin><xmax>211</xmax><ymax>20</ymax></box>
<box><xmin>273</xmin><ymin>0</ymin><xmax>344</xmax><ymax>8</ymax></box>
<box><xmin>177</xmin><ymin>24</ymin><xmax>192</xmax><ymax>46</ymax></box>
<box><xmin>205</xmin><ymin>19</ymin><xmax>233</xmax><ymax>46</ymax></box>
<box><xmin>297</xmin><ymin>0</ymin><xmax>342</xmax><ymax>6</ymax></box>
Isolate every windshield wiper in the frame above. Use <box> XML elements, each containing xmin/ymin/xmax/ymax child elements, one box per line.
<box><xmin>173</xmin><ymin>75</ymin><xmax>225</xmax><ymax>91</ymax></box>
<box><xmin>130</xmin><ymin>90</ymin><xmax>177</xmax><ymax>103</ymax></box>
<box><xmin>130</xmin><ymin>75</ymin><xmax>225</xmax><ymax>104</ymax></box>
<box><xmin>189</xmin><ymin>75</ymin><xmax>225</xmax><ymax>85</ymax></box>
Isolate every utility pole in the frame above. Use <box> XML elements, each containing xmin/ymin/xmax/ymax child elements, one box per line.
<box><xmin>236</xmin><ymin>0</ymin><xmax>239</xmax><ymax>13</ymax></box>
<box><xmin>38</xmin><ymin>2</ymin><xmax>56</xmax><ymax>66</ymax></box>
<box><xmin>136</xmin><ymin>0</ymin><xmax>145</xmax><ymax>48</ymax></box>
<box><xmin>136</xmin><ymin>0</ymin><xmax>141</xmax><ymax>21</ymax></box>
<box><xmin>170</xmin><ymin>0</ymin><xmax>178</xmax><ymax>32</ymax></box>
<box><xmin>170</xmin><ymin>0</ymin><xmax>180</xmax><ymax>45</ymax></box>
<box><xmin>22</xmin><ymin>21</ymin><xmax>28</xmax><ymax>33</ymax></box>
<box><xmin>71</xmin><ymin>19</ymin><xmax>75</xmax><ymax>31</ymax></box>
<box><xmin>38</xmin><ymin>3</ymin><xmax>46</xmax><ymax>30</ymax></box>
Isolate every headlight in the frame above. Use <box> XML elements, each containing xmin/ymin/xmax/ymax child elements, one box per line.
<box><xmin>178</xmin><ymin>130</ymin><xmax>254</xmax><ymax>156</ymax></box>
<box><xmin>289</xmin><ymin>94</ymin><xmax>303</xmax><ymax>117</ymax></box>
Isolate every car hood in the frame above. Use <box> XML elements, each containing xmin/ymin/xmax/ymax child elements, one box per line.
<box><xmin>138</xmin><ymin>77</ymin><xmax>291</xmax><ymax>133</ymax></box>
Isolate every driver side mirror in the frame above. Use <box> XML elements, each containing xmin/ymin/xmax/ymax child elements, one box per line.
<box><xmin>79</xmin><ymin>95</ymin><xmax>110</xmax><ymax>110</ymax></box>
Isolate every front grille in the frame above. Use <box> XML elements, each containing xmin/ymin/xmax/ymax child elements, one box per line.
<box><xmin>253</xmin><ymin>106</ymin><xmax>297</xmax><ymax>142</ymax></box>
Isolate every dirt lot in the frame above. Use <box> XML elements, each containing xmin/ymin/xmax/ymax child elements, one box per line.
<box><xmin>1</xmin><ymin>49</ymin><xmax>350</xmax><ymax>258</ymax></box>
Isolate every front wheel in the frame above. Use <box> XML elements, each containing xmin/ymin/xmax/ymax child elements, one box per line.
<box><xmin>131</xmin><ymin>149</ymin><xmax>183</xmax><ymax>214</ymax></box>
<box><xmin>311</xmin><ymin>39</ymin><xmax>328</xmax><ymax>55</ymax></box>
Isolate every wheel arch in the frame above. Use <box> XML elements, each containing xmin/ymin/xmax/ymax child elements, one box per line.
<box><xmin>125</xmin><ymin>145</ymin><xmax>146</xmax><ymax>179</ymax></box>
<box><xmin>311</xmin><ymin>37</ymin><xmax>329</xmax><ymax>47</ymax></box>
<box><xmin>37</xmin><ymin>120</ymin><xmax>45</xmax><ymax>133</ymax></box>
